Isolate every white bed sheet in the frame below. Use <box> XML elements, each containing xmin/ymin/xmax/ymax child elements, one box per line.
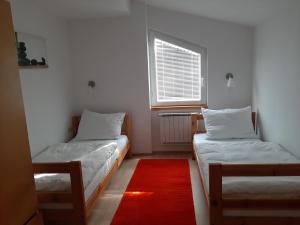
<box><xmin>194</xmin><ymin>134</ymin><xmax>300</xmax><ymax>199</ymax></box>
<box><xmin>72</xmin><ymin>135</ymin><xmax>128</xmax><ymax>200</ymax></box>
<box><xmin>33</xmin><ymin>135</ymin><xmax>128</xmax><ymax>201</ymax></box>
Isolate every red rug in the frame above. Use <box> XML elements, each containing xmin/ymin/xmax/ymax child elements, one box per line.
<box><xmin>110</xmin><ymin>159</ymin><xmax>196</xmax><ymax>225</ymax></box>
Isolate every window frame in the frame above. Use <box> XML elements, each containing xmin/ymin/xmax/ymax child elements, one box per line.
<box><xmin>148</xmin><ymin>30</ymin><xmax>207</xmax><ymax>107</ymax></box>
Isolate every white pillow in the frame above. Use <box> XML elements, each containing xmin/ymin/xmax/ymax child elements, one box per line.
<box><xmin>201</xmin><ymin>106</ymin><xmax>257</xmax><ymax>140</ymax></box>
<box><xmin>75</xmin><ymin>110</ymin><xmax>125</xmax><ymax>140</ymax></box>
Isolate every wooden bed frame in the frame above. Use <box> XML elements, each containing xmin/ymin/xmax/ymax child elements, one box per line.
<box><xmin>191</xmin><ymin>112</ymin><xmax>300</xmax><ymax>225</ymax></box>
<box><xmin>33</xmin><ymin>114</ymin><xmax>132</xmax><ymax>225</ymax></box>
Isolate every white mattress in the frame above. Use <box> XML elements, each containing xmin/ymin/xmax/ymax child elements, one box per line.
<box><xmin>194</xmin><ymin>134</ymin><xmax>300</xmax><ymax>199</ymax></box>
<box><xmin>73</xmin><ymin>135</ymin><xmax>128</xmax><ymax>200</ymax></box>
<box><xmin>33</xmin><ymin>135</ymin><xmax>128</xmax><ymax>201</ymax></box>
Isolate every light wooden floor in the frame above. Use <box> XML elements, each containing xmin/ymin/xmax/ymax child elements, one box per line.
<box><xmin>87</xmin><ymin>153</ymin><xmax>209</xmax><ymax>225</ymax></box>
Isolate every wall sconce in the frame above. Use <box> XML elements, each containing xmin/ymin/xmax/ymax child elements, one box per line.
<box><xmin>88</xmin><ymin>80</ymin><xmax>96</xmax><ymax>88</ymax></box>
<box><xmin>225</xmin><ymin>73</ymin><xmax>235</xmax><ymax>87</ymax></box>
<box><xmin>88</xmin><ymin>80</ymin><xmax>96</xmax><ymax>98</ymax></box>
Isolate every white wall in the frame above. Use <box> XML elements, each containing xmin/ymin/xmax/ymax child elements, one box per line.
<box><xmin>253</xmin><ymin>2</ymin><xmax>300</xmax><ymax>157</ymax></box>
<box><xmin>69</xmin><ymin>2</ymin><xmax>254</xmax><ymax>153</ymax></box>
<box><xmin>10</xmin><ymin>0</ymin><xmax>74</xmax><ymax>157</ymax></box>
<box><xmin>69</xmin><ymin>2</ymin><xmax>152</xmax><ymax>154</ymax></box>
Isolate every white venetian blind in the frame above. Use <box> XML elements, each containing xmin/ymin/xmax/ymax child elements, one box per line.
<box><xmin>154</xmin><ymin>38</ymin><xmax>201</xmax><ymax>102</ymax></box>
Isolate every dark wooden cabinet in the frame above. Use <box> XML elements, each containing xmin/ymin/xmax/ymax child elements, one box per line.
<box><xmin>0</xmin><ymin>1</ymin><xmax>43</xmax><ymax>224</ymax></box>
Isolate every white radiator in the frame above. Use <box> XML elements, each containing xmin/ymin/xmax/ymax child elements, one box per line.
<box><xmin>159</xmin><ymin>113</ymin><xmax>192</xmax><ymax>144</ymax></box>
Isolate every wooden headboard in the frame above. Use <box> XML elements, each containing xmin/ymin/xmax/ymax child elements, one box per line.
<box><xmin>71</xmin><ymin>113</ymin><xmax>131</xmax><ymax>140</ymax></box>
<box><xmin>191</xmin><ymin>112</ymin><xmax>256</xmax><ymax>136</ymax></box>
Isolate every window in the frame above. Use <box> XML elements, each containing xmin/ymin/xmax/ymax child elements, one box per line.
<box><xmin>148</xmin><ymin>31</ymin><xmax>207</xmax><ymax>107</ymax></box>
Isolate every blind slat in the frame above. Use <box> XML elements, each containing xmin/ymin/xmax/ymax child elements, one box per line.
<box><xmin>154</xmin><ymin>38</ymin><xmax>201</xmax><ymax>102</ymax></box>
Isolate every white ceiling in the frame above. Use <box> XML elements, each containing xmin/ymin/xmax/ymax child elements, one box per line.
<box><xmin>31</xmin><ymin>0</ymin><xmax>298</xmax><ymax>25</ymax></box>
<box><xmin>33</xmin><ymin>0</ymin><xmax>131</xmax><ymax>20</ymax></box>
<box><xmin>140</xmin><ymin>0</ymin><xmax>298</xmax><ymax>26</ymax></box>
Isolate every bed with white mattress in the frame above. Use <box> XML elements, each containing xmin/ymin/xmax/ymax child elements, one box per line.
<box><xmin>194</xmin><ymin>134</ymin><xmax>300</xmax><ymax>199</ymax></box>
<box><xmin>32</xmin><ymin>111</ymin><xmax>131</xmax><ymax>225</ymax></box>
<box><xmin>34</xmin><ymin>135</ymin><xmax>128</xmax><ymax>200</ymax></box>
<box><xmin>191</xmin><ymin>107</ymin><xmax>300</xmax><ymax>225</ymax></box>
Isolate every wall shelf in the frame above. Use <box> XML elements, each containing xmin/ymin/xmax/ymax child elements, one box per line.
<box><xmin>19</xmin><ymin>65</ymin><xmax>48</xmax><ymax>69</ymax></box>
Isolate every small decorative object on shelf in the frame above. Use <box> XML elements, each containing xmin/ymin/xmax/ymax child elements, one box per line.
<box><xmin>15</xmin><ymin>32</ymin><xmax>48</xmax><ymax>69</ymax></box>
<box><xmin>30</xmin><ymin>59</ymin><xmax>38</xmax><ymax>65</ymax></box>
<box><xmin>17</xmin><ymin>42</ymin><xmax>30</xmax><ymax>66</ymax></box>
<box><xmin>38</xmin><ymin>57</ymin><xmax>46</xmax><ymax>65</ymax></box>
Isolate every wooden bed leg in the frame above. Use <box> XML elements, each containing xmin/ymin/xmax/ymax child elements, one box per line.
<box><xmin>191</xmin><ymin>115</ymin><xmax>198</xmax><ymax>161</ymax></box>
<box><xmin>69</xmin><ymin>161</ymin><xmax>87</xmax><ymax>225</ymax></box>
<box><xmin>192</xmin><ymin>145</ymin><xmax>196</xmax><ymax>160</ymax></box>
<box><xmin>126</xmin><ymin>144</ymin><xmax>132</xmax><ymax>159</ymax></box>
<box><xmin>192</xmin><ymin>151</ymin><xmax>195</xmax><ymax>160</ymax></box>
<box><xmin>209</xmin><ymin>164</ymin><xmax>222</xmax><ymax>225</ymax></box>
